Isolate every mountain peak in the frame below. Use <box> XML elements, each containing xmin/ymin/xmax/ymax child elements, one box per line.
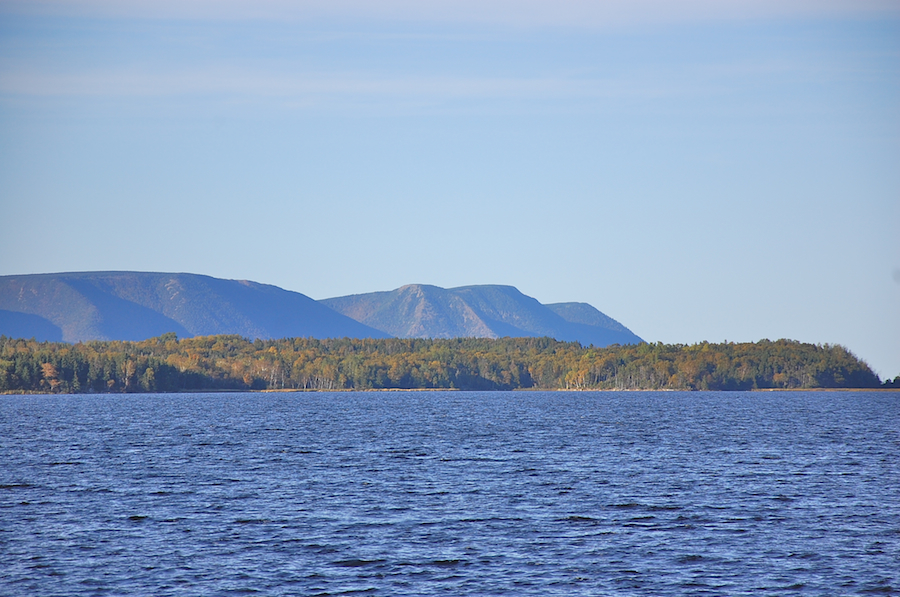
<box><xmin>0</xmin><ymin>271</ymin><xmax>390</xmax><ymax>342</ymax></box>
<box><xmin>322</xmin><ymin>284</ymin><xmax>642</xmax><ymax>347</ymax></box>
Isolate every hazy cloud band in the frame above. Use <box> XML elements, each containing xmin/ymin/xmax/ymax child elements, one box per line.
<box><xmin>4</xmin><ymin>0</ymin><xmax>899</xmax><ymax>27</ymax></box>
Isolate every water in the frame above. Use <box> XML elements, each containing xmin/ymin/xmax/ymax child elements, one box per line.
<box><xmin>1</xmin><ymin>391</ymin><xmax>898</xmax><ymax>596</ymax></box>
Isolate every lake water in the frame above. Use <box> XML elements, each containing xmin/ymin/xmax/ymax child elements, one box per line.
<box><xmin>1</xmin><ymin>391</ymin><xmax>898</xmax><ymax>596</ymax></box>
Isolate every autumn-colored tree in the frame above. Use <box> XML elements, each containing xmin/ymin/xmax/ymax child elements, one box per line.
<box><xmin>0</xmin><ymin>334</ymin><xmax>885</xmax><ymax>393</ymax></box>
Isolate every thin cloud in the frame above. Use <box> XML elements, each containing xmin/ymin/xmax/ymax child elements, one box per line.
<box><xmin>0</xmin><ymin>53</ymin><xmax>852</xmax><ymax>115</ymax></box>
<box><xmin>0</xmin><ymin>68</ymin><xmax>689</xmax><ymax>102</ymax></box>
<box><xmin>4</xmin><ymin>0</ymin><xmax>899</xmax><ymax>27</ymax></box>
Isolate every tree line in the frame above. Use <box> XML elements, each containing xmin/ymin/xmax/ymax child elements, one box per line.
<box><xmin>1</xmin><ymin>333</ymin><xmax>892</xmax><ymax>393</ymax></box>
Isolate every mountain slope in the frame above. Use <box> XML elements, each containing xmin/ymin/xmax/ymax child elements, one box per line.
<box><xmin>0</xmin><ymin>310</ymin><xmax>63</xmax><ymax>342</ymax></box>
<box><xmin>544</xmin><ymin>302</ymin><xmax>642</xmax><ymax>346</ymax></box>
<box><xmin>0</xmin><ymin>272</ymin><xmax>390</xmax><ymax>342</ymax></box>
<box><xmin>322</xmin><ymin>284</ymin><xmax>643</xmax><ymax>347</ymax></box>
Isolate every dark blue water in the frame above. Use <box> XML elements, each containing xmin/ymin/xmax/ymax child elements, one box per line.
<box><xmin>1</xmin><ymin>391</ymin><xmax>898</xmax><ymax>596</ymax></box>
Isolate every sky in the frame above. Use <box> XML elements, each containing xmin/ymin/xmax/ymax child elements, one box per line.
<box><xmin>1</xmin><ymin>1</ymin><xmax>898</xmax><ymax>378</ymax></box>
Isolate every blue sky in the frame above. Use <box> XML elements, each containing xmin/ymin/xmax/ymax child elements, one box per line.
<box><xmin>1</xmin><ymin>1</ymin><xmax>898</xmax><ymax>377</ymax></box>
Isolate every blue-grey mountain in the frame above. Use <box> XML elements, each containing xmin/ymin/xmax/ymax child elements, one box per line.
<box><xmin>1</xmin><ymin>273</ymin><xmax>642</xmax><ymax>347</ymax></box>
<box><xmin>321</xmin><ymin>284</ymin><xmax>642</xmax><ymax>347</ymax></box>
<box><xmin>0</xmin><ymin>272</ymin><xmax>389</xmax><ymax>342</ymax></box>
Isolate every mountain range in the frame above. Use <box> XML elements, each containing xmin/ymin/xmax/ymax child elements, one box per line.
<box><xmin>322</xmin><ymin>284</ymin><xmax>642</xmax><ymax>346</ymax></box>
<box><xmin>0</xmin><ymin>272</ymin><xmax>642</xmax><ymax>346</ymax></box>
<box><xmin>0</xmin><ymin>272</ymin><xmax>388</xmax><ymax>343</ymax></box>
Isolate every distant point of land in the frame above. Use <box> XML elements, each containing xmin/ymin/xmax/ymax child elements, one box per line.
<box><xmin>0</xmin><ymin>335</ymin><xmax>887</xmax><ymax>394</ymax></box>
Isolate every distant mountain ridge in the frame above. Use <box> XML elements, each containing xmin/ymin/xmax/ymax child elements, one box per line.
<box><xmin>0</xmin><ymin>272</ymin><xmax>389</xmax><ymax>342</ymax></box>
<box><xmin>0</xmin><ymin>272</ymin><xmax>642</xmax><ymax>347</ymax></box>
<box><xmin>321</xmin><ymin>284</ymin><xmax>643</xmax><ymax>347</ymax></box>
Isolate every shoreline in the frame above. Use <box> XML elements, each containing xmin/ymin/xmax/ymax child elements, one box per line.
<box><xmin>3</xmin><ymin>387</ymin><xmax>898</xmax><ymax>396</ymax></box>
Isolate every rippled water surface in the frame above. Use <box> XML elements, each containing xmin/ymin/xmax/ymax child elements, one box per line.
<box><xmin>1</xmin><ymin>391</ymin><xmax>898</xmax><ymax>596</ymax></box>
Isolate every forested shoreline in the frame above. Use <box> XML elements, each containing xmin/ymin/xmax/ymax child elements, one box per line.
<box><xmin>1</xmin><ymin>334</ymin><xmax>894</xmax><ymax>393</ymax></box>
